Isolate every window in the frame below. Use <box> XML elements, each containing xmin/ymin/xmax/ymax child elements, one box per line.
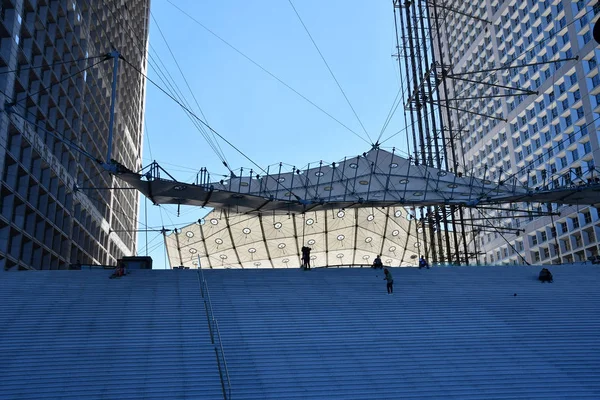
<box><xmin>572</xmin><ymin>217</ymin><xmax>580</xmax><ymax>229</ymax></box>
<box><xmin>565</xmin><ymin>115</ymin><xmax>572</xmax><ymax>126</ymax></box>
<box><xmin>570</xmin><ymin>73</ymin><xmax>578</xmax><ymax>85</ymax></box>
<box><xmin>584</xmin><ymin>212</ymin><xmax>592</xmax><ymax>224</ymax></box>
<box><xmin>541</xmin><ymin>231</ymin><xmax>547</xmax><ymax>242</ymax></box>
<box><xmin>531</xmin><ymin>175</ymin><xmax>538</xmax><ymax>185</ymax></box>
<box><xmin>583</xmin><ymin>31</ymin><xmax>591</xmax><ymax>44</ymax></box>
<box><xmin>532</xmin><ymin>235</ymin><xmax>538</xmax><ymax>246</ymax></box>
<box><xmin>572</xmin><ymin>149</ymin><xmax>579</xmax><ymax>161</ymax></box>
<box><xmin>581</xmin><ymin>124</ymin><xmax>589</xmax><ymax>136</ymax></box>
<box><xmin>566</xmin><ymin>49</ymin><xmax>573</xmax><ymax>59</ymax></box>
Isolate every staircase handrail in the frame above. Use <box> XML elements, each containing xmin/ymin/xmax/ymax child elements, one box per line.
<box><xmin>213</xmin><ymin>317</ymin><xmax>232</xmax><ymax>400</ymax></box>
<box><xmin>197</xmin><ymin>264</ymin><xmax>232</xmax><ymax>400</ymax></box>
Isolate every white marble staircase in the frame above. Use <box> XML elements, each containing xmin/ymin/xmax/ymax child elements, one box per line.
<box><xmin>0</xmin><ymin>269</ymin><xmax>222</xmax><ymax>400</ymax></box>
<box><xmin>2</xmin><ymin>265</ymin><xmax>600</xmax><ymax>399</ymax></box>
<box><xmin>203</xmin><ymin>265</ymin><xmax>600</xmax><ymax>400</ymax></box>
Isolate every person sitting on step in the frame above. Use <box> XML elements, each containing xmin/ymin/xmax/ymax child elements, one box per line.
<box><xmin>372</xmin><ymin>255</ymin><xmax>383</xmax><ymax>269</ymax></box>
<box><xmin>110</xmin><ymin>263</ymin><xmax>125</xmax><ymax>279</ymax></box>
<box><xmin>538</xmin><ymin>268</ymin><xmax>553</xmax><ymax>283</ymax></box>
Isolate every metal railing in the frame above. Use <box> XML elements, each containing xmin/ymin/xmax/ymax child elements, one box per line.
<box><xmin>197</xmin><ymin>264</ymin><xmax>231</xmax><ymax>400</ymax></box>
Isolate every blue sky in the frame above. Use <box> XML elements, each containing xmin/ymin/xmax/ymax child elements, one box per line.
<box><xmin>138</xmin><ymin>0</ymin><xmax>408</xmax><ymax>268</ymax></box>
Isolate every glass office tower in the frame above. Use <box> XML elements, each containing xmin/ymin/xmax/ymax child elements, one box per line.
<box><xmin>433</xmin><ymin>0</ymin><xmax>600</xmax><ymax>264</ymax></box>
<box><xmin>0</xmin><ymin>0</ymin><xmax>150</xmax><ymax>270</ymax></box>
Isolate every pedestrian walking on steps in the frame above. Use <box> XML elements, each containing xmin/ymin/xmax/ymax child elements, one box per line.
<box><xmin>383</xmin><ymin>268</ymin><xmax>394</xmax><ymax>294</ymax></box>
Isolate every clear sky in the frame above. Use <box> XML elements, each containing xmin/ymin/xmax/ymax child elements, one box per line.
<box><xmin>138</xmin><ymin>0</ymin><xmax>408</xmax><ymax>268</ymax></box>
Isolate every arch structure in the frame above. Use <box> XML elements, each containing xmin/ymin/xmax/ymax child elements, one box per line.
<box><xmin>116</xmin><ymin>147</ymin><xmax>600</xmax><ymax>213</ymax></box>
<box><xmin>166</xmin><ymin>207</ymin><xmax>427</xmax><ymax>269</ymax></box>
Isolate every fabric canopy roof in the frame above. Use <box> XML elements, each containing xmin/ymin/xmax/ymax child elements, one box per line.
<box><xmin>166</xmin><ymin>207</ymin><xmax>429</xmax><ymax>269</ymax></box>
<box><xmin>117</xmin><ymin>147</ymin><xmax>600</xmax><ymax>215</ymax></box>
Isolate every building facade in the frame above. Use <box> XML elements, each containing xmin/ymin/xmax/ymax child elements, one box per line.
<box><xmin>433</xmin><ymin>0</ymin><xmax>600</xmax><ymax>264</ymax></box>
<box><xmin>0</xmin><ymin>0</ymin><xmax>150</xmax><ymax>270</ymax></box>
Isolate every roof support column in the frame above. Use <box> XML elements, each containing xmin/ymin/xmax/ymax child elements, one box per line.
<box><xmin>351</xmin><ymin>208</ymin><xmax>359</xmax><ymax>266</ymax></box>
<box><xmin>258</xmin><ymin>214</ymin><xmax>274</xmax><ymax>268</ymax></box>
<box><xmin>224</xmin><ymin>212</ymin><xmax>243</xmax><ymax>268</ymax></box>
<box><xmin>199</xmin><ymin>222</ymin><xmax>212</xmax><ymax>269</ymax></box>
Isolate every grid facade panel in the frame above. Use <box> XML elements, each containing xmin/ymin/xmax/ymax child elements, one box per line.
<box><xmin>0</xmin><ymin>0</ymin><xmax>150</xmax><ymax>271</ymax></box>
<box><xmin>434</xmin><ymin>0</ymin><xmax>600</xmax><ymax>264</ymax></box>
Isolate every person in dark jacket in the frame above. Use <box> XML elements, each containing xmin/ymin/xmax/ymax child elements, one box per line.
<box><xmin>301</xmin><ymin>246</ymin><xmax>311</xmax><ymax>270</ymax></box>
<box><xmin>383</xmin><ymin>268</ymin><xmax>394</xmax><ymax>294</ymax></box>
<box><xmin>539</xmin><ymin>268</ymin><xmax>553</xmax><ymax>283</ymax></box>
<box><xmin>372</xmin><ymin>255</ymin><xmax>383</xmax><ymax>269</ymax></box>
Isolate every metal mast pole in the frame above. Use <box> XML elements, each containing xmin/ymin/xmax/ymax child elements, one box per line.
<box><xmin>106</xmin><ymin>49</ymin><xmax>120</xmax><ymax>164</ymax></box>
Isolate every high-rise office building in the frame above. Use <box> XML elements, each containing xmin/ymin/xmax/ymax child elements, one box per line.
<box><xmin>433</xmin><ymin>0</ymin><xmax>600</xmax><ymax>264</ymax></box>
<box><xmin>0</xmin><ymin>0</ymin><xmax>150</xmax><ymax>270</ymax></box>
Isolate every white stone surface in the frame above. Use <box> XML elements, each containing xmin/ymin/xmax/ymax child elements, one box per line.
<box><xmin>1</xmin><ymin>265</ymin><xmax>600</xmax><ymax>399</ymax></box>
<box><xmin>203</xmin><ymin>264</ymin><xmax>600</xmax><ymax>399</ymax></box>
<box><xmin>0</xmin><ymin>270</ymin><xmax>222</xmax><ymax>400</ymax></box>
